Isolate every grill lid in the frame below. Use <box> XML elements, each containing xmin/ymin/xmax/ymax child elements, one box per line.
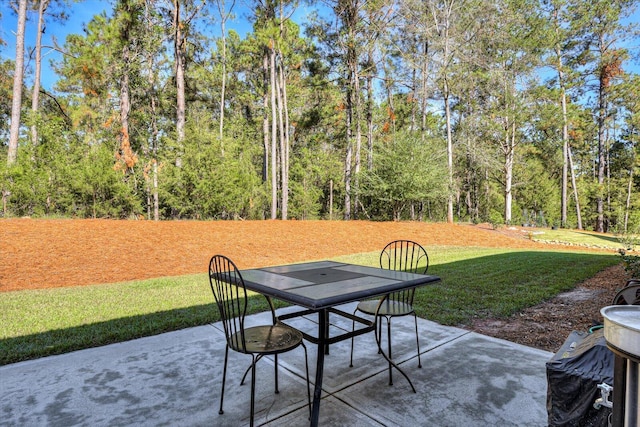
<box><xmin>601</xmin><ymin>305</ymin><xmax>640</xmax><ymax>357</ymax></box>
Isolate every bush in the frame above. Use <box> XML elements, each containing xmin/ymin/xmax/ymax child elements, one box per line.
<box><xmin>618</xmin><ymin>249</ymin><xmax>640</xmax><ymax>278</ymax></box>
<box><xmin>489</xmin><ymin>211</ymin><xmax>503</xmax><ymax>230</ymax></box>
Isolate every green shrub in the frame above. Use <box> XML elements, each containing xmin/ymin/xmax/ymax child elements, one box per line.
<box><xmin>489</xmin><ymin>211</ymin><xmax>503</xmax><ymax>230</ymax></box>
<box><xmin>618</xmin><ymin>249</ymin><xmax>640</xmax><ymax>278</ymax></box>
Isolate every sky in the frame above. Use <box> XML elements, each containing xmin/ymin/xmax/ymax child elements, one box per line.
<box><xmin>0</xmin><ymin>0</ymin><xmax>317</xmax><ymax>90</ymax></box>
<box><xmin>0</xmin><ymin>1</ymin><xmax>639</xmax><ymax>92</ymax></box>
<box><xmin>1</xmin><ymin>0</ymin><xmax>113</xmax><ymax>90</ymax></box>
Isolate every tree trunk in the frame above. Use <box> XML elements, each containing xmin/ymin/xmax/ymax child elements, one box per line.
<box><xmin>341</xmin><ymin>0</ymin><xmax>360</xmax><ymax>221</ymax></box>
<box><xmin>552</xmin><ymin>4</ymin><xmax>568</xmax><ymax>228</ymax></box>
<box><xmin>31</xmin><ymin>0</ymin><xmax>49</xmax><ymax>147</ymax></box>
<box><xmin>444</xmin><ymin>80</ymin><xmax>454</xmax><ymax>223</ymax></box>
<box><xmin>441</xmin><ymin>6</ymin><xmax>454</xmax><ymax>224</ymax></box>
<box><xmin>7</xmin><ymin>0</ymin><xmax>28</xmax><ymax>165</ymax></box>
<box><xmin>119</xmin><ymin>0</ymin><xmax>132</xmax><ymax>172</ymax></box>
<box><xmin>596</xmin><ymin>86</ymin><xmax>606</xmax><ymax>233</ymax></box>
<box><xmin>366</xmin><ymin>71</ymin><xmax>373</xmax><ymax>170</ymax></box>
<box><xmin>568</xmin><ymin>142</ymin><xmax>583</xmax><ymax>230</ymax></box>
<box><xmin>504</xmin><ymin>120</ymin><xmax>515</xmax><ymax>224</ymax></box>
<box><xmin>278</xmin><ymin>5</ymin><xmax>290</xmax><ymax>220</ymax></box>
<box><xmin>329</xmin><ymin>179</ymin><xmax>333</xmax><ymax>220</ymax></box>
<box><xmin>353</xmin><ymin>57</ymin><xmax>362</xmax><ymax>219</ymax></box>
<box><xmin>216</xmin><ymin>0</ymin><xmax>234</xmax><ymax>147</ymax></box>
<box><xmin>427</xmin><ymin>0</ymin><xmax>455</xmax><ymax>220</ymax></box>
<box><xmin>344</xmin><ymin>74</ymin><xmax>353</xmax><ymax>220</ymax></box>
<box><xmin>275</xmin><ymin>54</ymin><xmax>288</xmax><ymax>220</ymax></box>
<box><xmin>219</xmin><ymin>16</ymin><xmax>226</xmax><ymax>147</ymax></box>
<box><xmin>410</xmin><ymin>62</ymin><xmax>417</xmax><ymax>132</ymax></box>
<box><xmin>262</xmin><ymin>52</ymin><xmax>269</xmax><ymax>184</ymax></box>
<box><xmin>595</xmin><ymin>31</ymin><xmax>610</xmax><ymax>233</ymax></box>
<box><xmin>281</xmin><ymin>64</ymin><xmax>290</xmax><ymax>220</ymax></box>
<box><xmin>420</xmin><ymin>41</ymin><xmax>429</xmax><ymax>133</ymax></box>
<box><xmin>384</xmin><ymin>74</ymin><xmax>395</xmax><ymax>133</ymax></box>
<box><xmin>560</xmin><ymin>88</ymin><xmax>569</xmax><ymax>228</ymax></box>
<box><xmin>145</xmin><ymin>1</ymin><xmax>160</xmax><ymax>221</ymax></box>
<box><xmin>270</xmin><ymin>47</ymin><xmax>278</xmax><ymax>220</ymax></box>
<box><xmin>173</xmin><ymin>0</ymin><xmax>186</xmax><ymax>168</ymax></box>
<box><xmin>625</xmin><ymin>167</ymin><xmax>633</xmax><ymax>232</ymax></box>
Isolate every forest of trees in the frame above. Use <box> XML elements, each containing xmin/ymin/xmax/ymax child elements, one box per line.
<box><xmin>1</xmin><ymin>0</ymin><xmax>639</xmax><ymax>232</ymax></box>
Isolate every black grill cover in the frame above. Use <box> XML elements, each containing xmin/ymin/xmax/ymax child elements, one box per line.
<box><xmin>546</xmin><ymin>329</ymin><xmax>614</xmax><ymax>427</ymax></box>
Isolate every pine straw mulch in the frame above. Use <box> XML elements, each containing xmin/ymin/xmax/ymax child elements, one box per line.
<box><xmin>0</xmin><ymin>218</ymin><xmax>628</xmax><ymax>353</ymax></box>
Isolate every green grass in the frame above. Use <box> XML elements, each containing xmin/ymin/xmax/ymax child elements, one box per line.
<box><xmin>336</xmin><ymin>247</ymin><xmax>619</xmax><ymax>325</ymax></box>
<box><xmin>0</xmin><ymin>246</ymin><xmax>619</xmax><ymax>366</ymax></box>
<box><xmin>0</xmin><ymin>275</ymin><xmax>279</xmax><ymax>365</ymax></box>
<box><xmin>528</xmin><ymin>227</ymin><xmax>629</xmax><ymax>249</ymax></box>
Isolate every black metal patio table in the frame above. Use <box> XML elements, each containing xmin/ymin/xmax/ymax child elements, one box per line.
<box><xmin>240</xmin><ymin>260</ymin><xmax>441</xmax><ymax>426</ymax></box>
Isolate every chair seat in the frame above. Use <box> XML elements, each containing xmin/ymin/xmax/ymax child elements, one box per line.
<box><xmin>230</xmin><ymin>324</ymin><xmax>303</xmax><ymax>354</ymax></box>
<box><xmin>357</xmin><ymin>299</ymin><xmax>414</xmax><ymax>317</ymax></box>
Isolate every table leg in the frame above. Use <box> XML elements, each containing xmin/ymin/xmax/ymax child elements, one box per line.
<box><xmin>324</xmin><ymin>309</ymin><xmax>330</xmax><ymax>355</ymax></box>
<box><xmin>311</xmin><ymin>309</ymin><xmax>326</xmax><ymax>426</ymax></box>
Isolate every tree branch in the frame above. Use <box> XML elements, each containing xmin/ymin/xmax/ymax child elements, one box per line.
<box><xmin>39</xmin><ymin>89</ymin><xmax>71</xmax><ymax>125</ymax></box>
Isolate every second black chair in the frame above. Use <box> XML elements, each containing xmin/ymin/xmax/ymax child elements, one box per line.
<box><xmin>349</xmin><ymin>240</ymin><xmax>429</xmax><ymax>386</ymax></box>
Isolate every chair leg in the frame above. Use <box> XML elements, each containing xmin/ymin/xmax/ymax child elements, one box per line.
<box><xmin>349</xmin><ymin>308</ymin><xmax>357</xmax><ymax>367</ymax></box>
<box><xmin>377</xmin><ymin>316</ymin><xmax>383</xmax><ymax>354</ymax></box>
<box><xmin>274</xmin><ymin>353</ymin><xmax>279</xmax><ymax>394</ymax></box>
<box><xmin>250</xmin><ymin>355</ymin><xmax>257</xmax><ymax>427</ymax></box>
<box><xmin>387</xmin><ymin>317</ymin><xmax>393</xmax><ymax>386</ymax></box>
<box><xmin>302</xmin><ymin>342</ymin><xmax>312</xmax><ymax>419</ymax></box>
<box><xmin>219</xmin><ymin>345</ymin><xmax>229</xmax><ymax>415</ymax></box>
<box><xmin>414</xmin><ymin>313</ymin><xmax>422</xmax><ymax>368</ymax></box>
<box><xmin>374</xmin><ymin>315</ymin><xmax>417</xmax><ymax>393</ymax></box>
<box><xmin>241</xmin><ymin>354</ymin><xmax>264</xmax><ymax>386</ymax></box>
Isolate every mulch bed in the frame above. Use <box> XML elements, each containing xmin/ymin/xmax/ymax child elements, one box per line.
<box><xmin>469</xmin><ymin>263</ymin><xmax>630</xmax><ymax>352</ymax></box>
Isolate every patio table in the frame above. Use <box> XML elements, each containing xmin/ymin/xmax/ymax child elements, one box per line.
<box><xmin>240</xmin><ymin>260</ymin><xmax>441</xmax><ymax>426</ymax></box>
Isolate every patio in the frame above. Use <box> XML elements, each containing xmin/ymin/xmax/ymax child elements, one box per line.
<box><xmin>0</xmin><ymin>302</ymin><xmax>552</xmax><ymax>426</ymax></box>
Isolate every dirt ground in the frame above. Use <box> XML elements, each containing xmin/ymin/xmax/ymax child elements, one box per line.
<box><xmin>0</xmin><ymin>219</ymin><xmax>629</xmax><ymax>353</ymax></box>
<box><xmin>469</xmin><ymin>263</ymin><xmax>628</xmax><ymax>352</ymax></box>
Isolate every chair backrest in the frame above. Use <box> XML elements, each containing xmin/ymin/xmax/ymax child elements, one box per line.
<box><xmin>379</xmin><ymin>240</ymin><xmax>429</xmax><ymax>305</ymax></box>
<box><xmin>612</xmin><ymin>284</ymin><xmax>640</xmax><ymax>306</ymax></box>
<box><xmin>209</xmin><ymin>255</ymin><xmax>250</xmax><ymax>352</ymax></box>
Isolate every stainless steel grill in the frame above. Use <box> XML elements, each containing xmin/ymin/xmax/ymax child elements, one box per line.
<box><xmin>602</xmin><ymin>306</ymin><xmax>640</xmax><ymax>426</ymax></box>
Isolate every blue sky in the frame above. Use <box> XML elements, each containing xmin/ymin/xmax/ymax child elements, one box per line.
<box><xmin>1</xmin><ymin>0</ymin><xmax>112</xmax><ymax>89</ymax></box>
<box><xmin>0</xmin><ymin>1</ymin><xmax>638</xmax><ymax>91</ymax></box>
<box><xmin>0</xmin><ymin>0</ymin><xmax>314</xmax><ymax>90</ymax></box>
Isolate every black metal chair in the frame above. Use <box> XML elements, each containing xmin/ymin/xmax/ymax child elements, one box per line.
<box><xmin>208</xmin><ymin>255</ymin><xmax>311</xmax><ymax>426</ymax></box>
<box><xmin>349</xmin><ymin>240</ymin><xmax>429</xmax><ymax>387</ymax></box>
<box><xmin>612</xmin><ymin>284</ymin><xmax>640</xmax><ymax>305</ymax></box>
<box><xmin>625</xmin><ymin>278</ymin><xmax>640</xmax><ymax>287</ymax></box>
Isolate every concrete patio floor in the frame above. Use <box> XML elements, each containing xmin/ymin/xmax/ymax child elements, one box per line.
<box><xmin>1</xmin><ymin>302</ymin><xmax>552</xmax><ymax>426</ymax></box>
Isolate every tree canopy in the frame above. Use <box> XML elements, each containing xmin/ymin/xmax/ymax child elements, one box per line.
<box><xmin>1</xmin><ymin>0</ymin><xmax>639</xmax><ymax>232</ymax></box>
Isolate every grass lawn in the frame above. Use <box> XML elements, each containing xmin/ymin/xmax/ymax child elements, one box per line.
<box><xmin>529</xmin><ymin>227</ymin><xmax>631</xmax><ymax>249</ymax></box>
<box><xmin>0</xmin><ymin>245</ymin><xmax>619</xmax><ymax>366</ymax></box>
